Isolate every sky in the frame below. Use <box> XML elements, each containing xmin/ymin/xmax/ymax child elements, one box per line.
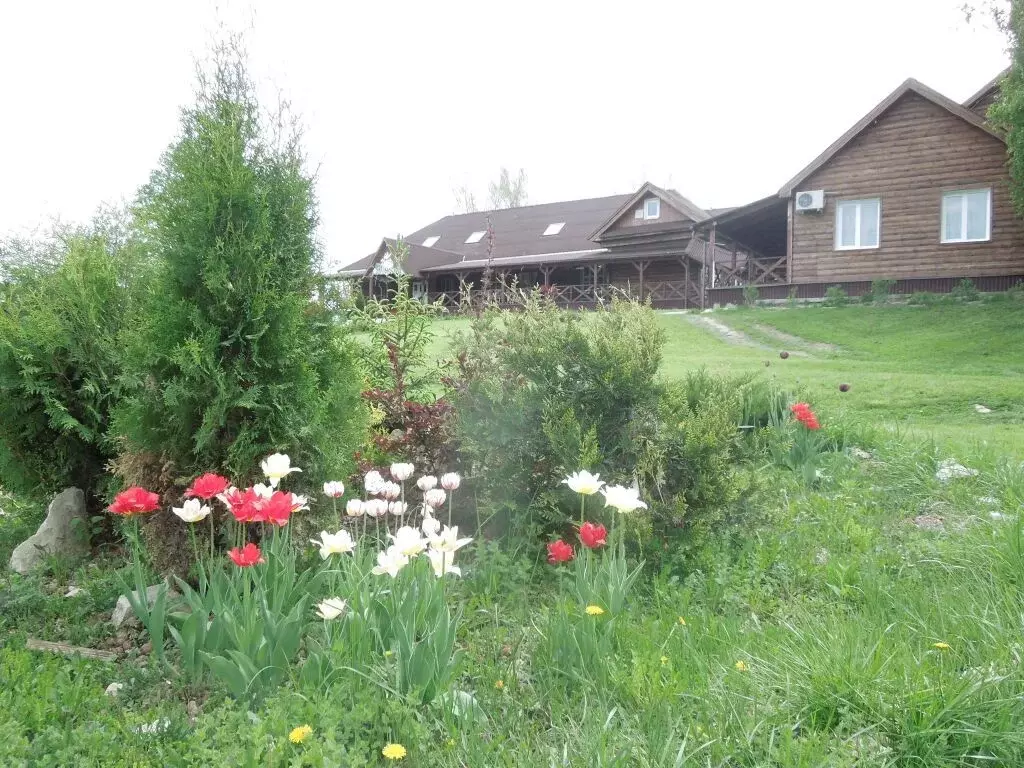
<box><xmin>0</xmin><ymin>0</ymin><xmax>1009</xmax><ymax>271</ymax></box>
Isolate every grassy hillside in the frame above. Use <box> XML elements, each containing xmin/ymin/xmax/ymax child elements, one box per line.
<box><xmin>428</xmin><ymin>302</ymin><xmax>1024</xmax><ymax>456</ymax></box>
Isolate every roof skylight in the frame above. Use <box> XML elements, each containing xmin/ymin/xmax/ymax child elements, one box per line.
<box><xmin>465</xmin><ymin>231</ymin><xmax>486</xmax><ymax>244</ymax></box>
<box><xmin>422</xmin><ymin>236</ymin><xmax>440</xmax><ymax>248</ymax></box>
<box><xmin>542</xmin><ymin>222</ymin><xmax>566</xmax><ymax>236</ymax></box>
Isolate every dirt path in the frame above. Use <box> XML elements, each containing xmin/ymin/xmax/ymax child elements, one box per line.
<box><xmin>752</xmin><ymin>323</ymin><xmax>839</xmax><ymax>353</ymax></box>
<box><xmin>684</xmin><ymin>315</ymin><xmax>769</xmax><ymax>348</ymax></box>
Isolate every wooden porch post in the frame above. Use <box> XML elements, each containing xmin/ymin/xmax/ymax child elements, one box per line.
<box><xmin>633</xmin><ymin>260</ymin><xmax>650</xmax><ymax>301</ymax></box>
<box><xmin>786</xmin><ymin>197</ymin><xmax>794</xmax><ymax>284</ymax></box>
<box><xmin>590</xmin><ymin>264</ymin><xmax>601</xmax><ymax>304</ymax></box>
<box><xmin>702</xmin><ymin>224</ymin><xmax>715</xmax><ymax>310</ymax></box>
<box><xmin>456</xmin><ymin>271</ymin><xmax>467</xmax><ymax>305</ymax></box>
<box><xmin>368</xmin><ymin>274</ymin><xmax>376</xmax><ymax>299</ymax></box>
<box><xmin>684</xmin><ymin>259</ymin><xmax>690</xmax><ymax>310</ymax></box>
<box><xmin>540</xmin><ymin>265</ymin><xmax>552</xmax><ymax>288</ymax></box>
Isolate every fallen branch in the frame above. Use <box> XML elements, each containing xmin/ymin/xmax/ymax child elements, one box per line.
<box><xmin>26</xmin><ymin>637</ymin><xmax>118</xmax><ymax>662</ymax></box>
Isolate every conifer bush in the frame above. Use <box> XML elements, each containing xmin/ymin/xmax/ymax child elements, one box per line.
<box><xmin>114</xmin><ymin>43</ymin><xmax>365</xmax><ymax>483</ymax></box>
<box><xmin>0</xmin><ymin>231</ymin><xmax>145</xmax><ymax>501</ymax></box>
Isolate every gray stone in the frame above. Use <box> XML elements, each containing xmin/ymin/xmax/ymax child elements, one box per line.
<box><xmin>8</xmin><ymin>488</ymin><xmax>88</xmax><ymax>575</ymax></box>
<box><xmin>104</xmin><ymin>682</ymin><xmax>124</xmax><ymax>697</ymax></box>
<box><xmin>111</xmin><ymin>582</ymin><xmax>180</xmax><ymax>628</ymax></box>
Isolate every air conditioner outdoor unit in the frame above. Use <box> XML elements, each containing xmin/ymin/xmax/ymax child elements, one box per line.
<box><xmin>794</xmin><ymin>190</ymin><xmax>825</xmax><ymax>213</ymax></box>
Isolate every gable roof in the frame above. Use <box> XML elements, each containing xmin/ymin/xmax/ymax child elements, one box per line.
<box><xmin>589</xmin><ymin>181</ymin><xmax>709</xmax><ymax>240</ymax></box>
<box><xmin>963</xmin><ymin>67</ymin><xmax>1009</xmax><ymax>109</ymax></box>
<box><xmin>778</xmin><ymin>78</ymin><xmax>1006</xmax><ymax>197</ymax></box>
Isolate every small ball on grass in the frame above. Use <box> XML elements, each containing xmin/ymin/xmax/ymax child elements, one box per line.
<box><xmin>839</xmin><ymin>383</ymin><xmax>851</xmax><ymax>392</ymax></box>
<box><xmin>779</xmin><ymin>351</ymin><xmax>790</xmax><ymax>359</ymax></box>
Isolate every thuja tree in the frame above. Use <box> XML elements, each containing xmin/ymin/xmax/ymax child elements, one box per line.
<box><xmin>990</xmin><ymin>2</ymin><xmax>1024</xmax><ymax>213</ymax></box>
<box><xmin>114</xmin><ymin>43</ymin><xmax>365</xmax><ymax>482</ymax></box>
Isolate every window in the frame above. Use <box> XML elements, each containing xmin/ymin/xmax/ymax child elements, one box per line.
<box><xmin>465</xmin><ymin>231</ymin><xmax>486</xmax><ymax>244</ymax></box>
<box><xmin>835</xmin><ymin>198</ymin><xmax>880</xmax><ymax>250</ymax></box>
<box><xmin>542</xmin><ymin>222</ymin><xmax>565</xmax><ymax>236</ymax></box>
<box><xmin>644</xmin><ymin>198</ymin><xmax>661</xmax><ymax>220</ymax></box>
<box><xmin>942</xmin><ymin>189</ymin><xmax>991</xmax><ymax>243</ymax></box>
<box><xmin>421</xmin><ymin>235</ymin><xmax>440</xmax><ymax>248</ymax></box>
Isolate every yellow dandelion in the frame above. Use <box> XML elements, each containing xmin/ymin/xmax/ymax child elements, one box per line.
<box><xmin>660</xmin><ymin>655</ymin><xmax>669</xmax><ymax>666</ymax></box>
<box><xmin>288</xmin><ymin>724</ymin><xmax>312</xmax><ymax>744</ymax></box>
<box><xmin>585</xmin><ymin>604</ymin><xmax>605</xmax><ymax>616</ymax></box>
<box><xmin>678</xmin><ymin>616</ymin><xmax>686</xmax><ymax>626</ymax></box>
<box><xmin>446</xmin><ymin>737</ymin><xmax>456</xmax><ymax>748</ymax></box>
<box><xmin>932</xmin><ymin>642</ymin><xmax>951</xmax><ymax>650</ymax></box>
<box><xmin>384</xmin><ymin>649</ymin><xmax>394</xmax><ymax>657</ymax></box>
<box><xmin>735</xmin><ymin>660</ymin><xmax>748</xmax><ymax>672</ymax></box>
<box><xmin>382</xmin><ymin>743</ymin><xmax>407</xmax><ymax>760</ymax></box>
<box><xmin>494</xmin><ymin>679</ymin><xmax>504</xmax><ymax>689</ymax></box>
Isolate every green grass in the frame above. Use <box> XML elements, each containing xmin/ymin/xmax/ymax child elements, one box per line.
<box><xmin>426</xmin><ymin>302</ymin><xmax>1024</xmax><ymax>457</ymax></box>
<box><xmin>3</xmin><ymin>301</ymin><xmax>1024</xmax><ymax>765</ymax></box>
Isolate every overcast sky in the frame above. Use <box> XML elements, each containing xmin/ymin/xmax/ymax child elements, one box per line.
<box><xmin>0</xmin><ymin>1</ymin><xmax>1009</xmax><ymax>270</ymax></box>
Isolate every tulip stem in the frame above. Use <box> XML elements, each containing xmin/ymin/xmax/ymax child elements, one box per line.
<box><xmin>208</xmin><ymin>512</ymin><xmax>215</xmax><ymax>564</ymax></box>
<box><xmin>580</xmin><ymin>495</ymin><xmax>586</xmax><ymax>526</ymax></box>
<box><xmin>447</xmin><ymin>495</ymin><xmax>453</xmax><ymax>528</ymax></box>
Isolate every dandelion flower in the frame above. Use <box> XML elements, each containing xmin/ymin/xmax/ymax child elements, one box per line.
<box><xmin>382</xmin><ymin>743</ymin><xmax>407</xmax><ymax>760</ymax></box>
<box><xmin>660</xmin><ymin>655</ymin><xmax>669</xmax><ymax>666</ymax></box>
<box><xmin>678</xmin><ymin>616</ymin><xmax>687</xmax><ymax>626</ymax></box>
<box><xmin>289</xmin><ymin>724</ymin><xmax>312</xmax><ymax>744</ymax></box>
<box><xmin>933</xmin><ymin>642</ymin><xmax>951</xmax><ymax>650</ymax></box>
<box><xmin>734</xmin><ymin>660</ymin><xmax>748</xmax><ymax>672</ymax></box>
<box><xmin>494</xmin><ymin>679</ymin><xmax>504</xmax><ymax>689</ymax></box>
<box><xmin>585</xmin><ymin>604</ymin><xmax>605</xmax><ymax>616</ymax></box>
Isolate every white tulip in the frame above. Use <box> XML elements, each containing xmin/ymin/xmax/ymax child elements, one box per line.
<box><xmin>424</xmin><ymin>488</ymin><xmax>447</xmax><ymax>508</ymax></box>
<box><xmin>364</xmin><ymin>470</ymin><xmax>386</xmax><ymax>495</ymax></box>
<box><xmin>440</xmin><ymin>472</ymin><xmax>461</xmax><ymax>491</ymax></box>
<box><xmin>310</xmin><ymin>529</ymin><xmax>356</xmax><ymax>559</ymax></box>
<box><xmin>421</xmin><ymin>511</ymin><xmax>441</xmax><ymax>537</ymax></box>
<box><xmin>426</xmin><ymin>548</ymin><xmax>462</xmax><ymax>578</ymax></box>
<box><xmin>290</xmin><ymin>493</ymin><xmax>310</xmax><ymax>512</ymax></box>
<box><xmin>345</xmin><ymin>498</ymin><xmax>365</xmax><ymax>517</ymax></box>
<box><xmin>371</xmin><ymin>545</ymin><xmax>409</xmax><ymax>578</ymax></box>
<box><xmin>416</xmin><ymin>475</ymin><xmax>438</xmax><ymax>491</ymax></box>
<box><xmin>381</xmin><ymin>481</ymin><xmax>401</xmax><ymax>501</ymax></box>
<box><xmin>389</xmin><ymin>525</ymin><xmax>428</xmax><ymax>557</ymax></box>
<box><xmin>315</xmin><ymin>597</ymin><xmax>348</xmax><ymax>620</ymax></box>
<box><xmin>389</xmin><ymin>501</ymin><xmax>408</xmax><ymax>517</ymax></box>
<box><xmin>562</xmin><ymin>470</ymin><xmax>604</xmax><ymax>495</ymax></box>
<box><xmin>172</xmin><ymin>498</ymin><xmax>211</xmax><ymax>523</ymax></box>
<box><xmin>253</xmin><ymin>483</ymin><xmax>273</xmax><ymax>499</ymax></box>
<box><xmin>365</xmin><ymin>499</ymin><xmax>388</xmax><ymax>518</ymax></box>
<box><xmin>261</xmin><ymin>453</ymin><xmax>302</xmax><ymax>488</ymax></box>
<box><xmin>429</xmin><ymin>524</ymin><xmax>473</xmax><ymax>553</ymax></box>
<box><xmin>322</xmin><ymin>481</ymin><xmax>345</xmax><ymax>498</ymax></box>
<box><xmin>390</xmin><ymin>462</ymin><xmax>415</xmax><ymax>481</ymax></box>
<box><xmin>601</xmin><ymin>484</ymin><xmax>648</xmax><ymax>513</ymax></box>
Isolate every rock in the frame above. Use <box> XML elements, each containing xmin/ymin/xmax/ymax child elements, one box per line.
<box><xmin>990</xmin><ymin>512</ymin><xmax>1007</xmax><ymax>521</ymax></box>
<box><xmin>9</xmin><ymin>488</ymin><xmax>88</xmax><ymax>575</ymax></box>
<box><xmin>849</xmin><ymin>447</ymin><xmax>872</xmax><ymax>460</ymax></box>
<box><xmin>139</xmin><ymin>641</ymin><xmax>152</xmax><ymax>656</ymax></box>
<box><xmin>105</xmin><ymin>682</ymin><xmax>124</xmax><ymax>697</ymax></box>
<box><xmin>839</xmin><ymin>383</ymin><xmax>851</xmax><ymax>392</ymax></box>
<box><xmin>64</xmin><ymin>586</ymin><xmax>84</xmax><ymax>598</ymax></box>
<box><xmin>779</xmin><ymin>351</ymin><xmax>790</xmax><ymax>359</ymax></box>
<box><xmin>974</xmin><ymin>404</ymin><xmax>993</xmax><ymax>414</ymax></box>
<box><xmin>111</xmin><ymin>583</ymin><xmax>180</xmax><ymax>629</ymax></box>
<box><xmin>186</xmin><ymin>700</ymin><xmax>200</xmax><ymax>720</ymax></box>
<box><xmin>935</xmin><ymin>459</ymin><xmax>978</xmax><ymax>482</ymax></box>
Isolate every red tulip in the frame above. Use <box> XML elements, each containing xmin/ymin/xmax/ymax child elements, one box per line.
<box><xmin>790</xmin><ymin>402</ymin><xmax>821</xmax><ymax>430</ymax></box>
<box><xmin>185</xmin><ymin>473</ymin><xmax>230</xmax><ymax>500</ymax></box>
<box><xmin>221</xmin><ymin>487</ymin><xmax>262</xmax><ymax>523</ymax></box>
<box><xmin>547</xmin><ymin>539</ymin><xmax>574</xmax><ymax>564</ymax></box>
<box><xmin>579</xmin><ymin>521</ymin><xmax>607</xmax><ymax>549</ymax></box>
<box><xmin>228</xmin><ymin>542</ymin><xmax>265</xmax><ymax>567</ymax></box>
<box><xmin>108</xmin><ymin>487</ymin><xmax>161</xmax><ymax>516</ymax></box>
<box><xmin>262</xmin><ymin>491</ymin><xmax>295</xmax><ymax>527</ymax></box>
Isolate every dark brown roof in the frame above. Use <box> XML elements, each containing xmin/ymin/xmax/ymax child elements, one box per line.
<box><xmin>963</xmin><ymin>68</ymin><xmax>1009</xmax><ymax>109</ymax></box>
<box><xmin>778</xmin><ymin>78</ymin><xmax>1005</xmax><ymax>197</ymax></box>
<box><xmin>340</xmin><ymin>194</ymin><xmax>633</xmax><ymax>275</ymax></box>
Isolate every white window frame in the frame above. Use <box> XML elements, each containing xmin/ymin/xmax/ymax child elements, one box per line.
<box><xmin>465</xmin><ymin>230</ymin><xmax>486</xmax><ymax>244</ymax></box>
<box><xmin>542</xmin><ymin>222</ymin><xmax>565</xmax><ymax>236</ymax></box>
<box><xmin>834</xmin><ymin>198</ymin><xmax>881</xmax><ymax>251</ymax></box>
<box><xmin>644</xmin><ymin>198</ymin><xmax>661</xmax><ymax>220</ymax></box>
<box><xmin>941</xmin><ymin>188</ymin><xmax>992</xmax><ymax>244</ymax></box>
<box><xmin>421</xmin><ymin>235</ymin><xmax>440</xmax><ymax>248</ymax></box>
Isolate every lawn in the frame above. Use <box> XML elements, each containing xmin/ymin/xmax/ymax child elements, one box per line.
<box><xmin>3</xmin><ymin>299</ymin><xmax>1024</xmax><ymax>766</ymax></box>
<box><xmin>428</xmin><ymin>301</ymin><xmax>1024</xmax><ymax>457</ymax></box>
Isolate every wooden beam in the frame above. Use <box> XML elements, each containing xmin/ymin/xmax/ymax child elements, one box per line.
<box><xmin>26</xmin><ymin>637</ymin><xmax>119</xmax><ymax>662</ymax></box>
<box><xmin>633</xmin><ymin>260</ymin><xmax>651</xmax><ymax>301</ymax></box>
<box><xmin>786</xmin><ymin>197</ymin><xmax>794</xmax><ymax>284</ymax></box>
<box><xmin>684</xmin><ymin>259</ymin><xmax>690</xmax><ymax>309</ymax></box>
<box><xmin>539</xmin><ymin>265</ymin><xmax>553</xmax><ymax>287</ymax></box>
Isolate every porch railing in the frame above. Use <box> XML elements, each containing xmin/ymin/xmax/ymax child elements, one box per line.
<box><xmin>426</xmin><ymin>280</ymin><xmax>697</xmax><ymax>311</ymax></box>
